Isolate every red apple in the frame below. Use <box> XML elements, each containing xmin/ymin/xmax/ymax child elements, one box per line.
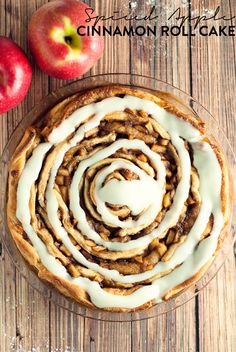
<box><xmin>28</xmin><ymin>0</ymin><xmax>104</xmax><ymax>79</ymax></box>
<box><xmin>0</xmin><ymin>37</ymin><xmax>32</xmax><ymax>115</ymax></box>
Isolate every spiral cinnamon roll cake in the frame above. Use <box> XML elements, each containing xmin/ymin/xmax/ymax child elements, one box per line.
<box><xmin>7</xmin><ymin>85</ymin><xmax>230</xmax><ymax>311</ymax></box>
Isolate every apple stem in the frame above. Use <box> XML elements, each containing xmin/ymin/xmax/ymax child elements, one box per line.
<box><xmin>64</xmin><ymin>36</ymin><xmax>72</xmax><ymax>45</ymax></box>
<box><xmin>0</xmin><ymin>70</ymin><xmax>5</xmax><ymax>86</ymax></box>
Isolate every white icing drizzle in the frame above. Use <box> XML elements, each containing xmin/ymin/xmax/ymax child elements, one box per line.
<box><xmin>99</xmin><ymin>179</ymin><xmax>157</xmax><ymax>215</ymax></box>
<box><xmin>96</xmin><ymin>161</ymin><xmax>162</xmax><ymax>217</ymax></box>
<box><xmin>15</xmin><ymin>94</ymin><xmax>225</xmax><ymax>309</ymax></box>
<box><xmin>16</xmin><ymin>143</ymin><xmax>69</xmax><ymax>277</ymax></box>
<box><xmin>70</xmin><ymin>139</ymin><xmax>168</xmax><ymax>251</ymax></box>
<box><xmin>16</xmin><ymin>143</ymin><xmax>52</xmax><ymax>223</ymax></box>
<box><xmin>48</xmin><ymin>95</ymin><xmax>200</xmax><ymax>144</ymax></box>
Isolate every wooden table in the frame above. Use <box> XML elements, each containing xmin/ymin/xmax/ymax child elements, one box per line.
<box><xmin>0</xmin><ymin>0</ymin><xmax>236</xmax><ymax>351</ymax></box>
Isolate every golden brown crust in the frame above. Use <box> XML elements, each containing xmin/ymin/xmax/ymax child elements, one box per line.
<box><xmin>6</xmin><ymin>84</ymin><xmax>231</xmax><ymax>312</ymax></box>
<box><xmin>42</xmin><ymin>85</ymin><xmax>206</xmax><ymax>139</ymax></box>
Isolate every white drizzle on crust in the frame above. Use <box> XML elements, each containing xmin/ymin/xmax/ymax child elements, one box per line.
<box><xmin>15</xmin><ymin>94</ymin><xmax>225</xmax><ymax>309</ymax></box>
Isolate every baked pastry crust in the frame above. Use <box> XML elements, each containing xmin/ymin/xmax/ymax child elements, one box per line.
<box><xmin>7</xmin><ymin>85</ymin><xmax>231</xmax><ymax>312</ymax></box>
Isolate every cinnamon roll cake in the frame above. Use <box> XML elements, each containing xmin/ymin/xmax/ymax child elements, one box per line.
<box><xmin>7</xmin><ymin>85</ymin><xmax>231</xmax><ymax>311</ymax></box>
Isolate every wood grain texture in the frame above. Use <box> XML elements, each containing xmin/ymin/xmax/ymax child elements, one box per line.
<box><xmin>0</xmin><ymin>0</ymin><xmax>235</xmax><ymax>351</ymax></box>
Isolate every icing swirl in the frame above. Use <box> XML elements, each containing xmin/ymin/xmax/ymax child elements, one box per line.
<box><xmin>10</xmin><ymin>90</ymin><xmax>228</xmax><ymax>310</ymax></box>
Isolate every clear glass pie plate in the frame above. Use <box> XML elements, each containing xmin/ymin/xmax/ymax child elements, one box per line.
<box><xmin>0</xmin><ymin>73</ymin><xmax>235</xmax><ymax>322</ymax></box>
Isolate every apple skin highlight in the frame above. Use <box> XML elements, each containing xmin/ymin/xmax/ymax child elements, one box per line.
<box><xmin>0</xmin><ymin>37</ymin><xmax>32</xmax><ymax>115</ymax></box>
<box><xmin>28</xmin><ymin>0</ymin><xmax>104</xmax><ymax>79</ymax></box>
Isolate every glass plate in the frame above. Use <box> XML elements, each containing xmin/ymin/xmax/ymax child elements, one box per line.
<box><xmin>0</xmin><ymin>73</ymin><xmax>235</xmax><ymax>322</ymax></box>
